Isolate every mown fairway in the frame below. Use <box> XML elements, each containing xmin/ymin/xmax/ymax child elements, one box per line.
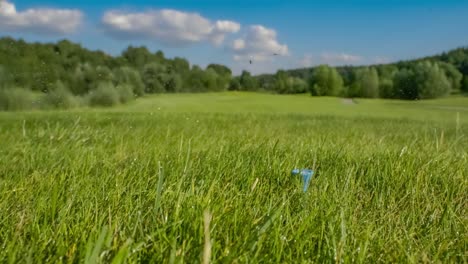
<box><xmin>0</xmin><ymin>92</ymin><xmax>467</xmax><ymax>263</ymax></box>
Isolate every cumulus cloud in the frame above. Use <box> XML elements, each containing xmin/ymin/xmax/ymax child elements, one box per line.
<box><xmin>299</xmin><ymin>54</ymin><xmax>313</xmax><ymax>68</ymax></box>
<box><xmin>230</xmin><ymin>25</ymin><xmax>289</xmax><ymax>62</ymax></box>
<box><xmin>101</xmin><ymin>9</ymin><xmax>240</xmax><ymax>46</ymax></box>
<box><xmin>320</xmin><ymin>52</ymin><xmax>363</xmax><ymax>65</ymax></box>
<box><xmin>0</xmin><ymin>0</ymin><xmax>82</xmax><ymax>34</ymax></box>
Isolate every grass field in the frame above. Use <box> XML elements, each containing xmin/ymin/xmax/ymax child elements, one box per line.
<box><xmin>0</xmin><ymin>92</ymin><xmax>467</xmax><ymax>263</ymax></box>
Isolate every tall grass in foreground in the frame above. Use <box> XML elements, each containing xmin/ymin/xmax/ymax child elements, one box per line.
<box><xmin>0</xmin><ymin>110</ymin><xmax>466</xmax><ymax>263</ymax></box>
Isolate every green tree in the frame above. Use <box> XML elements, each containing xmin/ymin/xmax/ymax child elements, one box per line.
<box><xmin>122</xmin><ymin>46</ymin><xmax>153</xmax><ymax>70</ymax></box>
<box><xmin>202</xmin><ymin>68</ymin><xmax>219</xmax><ymax>91</ymax></box>
<box><xmin>70</xmin><ymin>63</ymin><xmax>95</xmax><ymax>95</ymax></box>
<box><xmin>142</xmin><ymin>63</ymin><xmax>166</xmax><ymax>93</ymax></box>
<box><xmin>69</xmin><ymin>64</ymin><xmax>114</xmax><ymax>95</ymax></box>
<box><xmin>161</xmin><ymin>73</ymin><xmax>183</xmax><ymax>93</ymax></box>
<box><xmin>377</xmin><ymin>65</ymin><xmax>398</xmax><ymax>98</ymax></box>
<box><xmin>0</xmin><ymin>66</ymin><xmax>10</xmax><ymax>88</ymax></box>
<box><xmin>462</xmin><ymin>76</ymin><xmax>468</xmax><ymax>94</ymax></box>
<box><xmin>184</xmin><ymin>66</ymin><xmax>205</xmax><ymax>92</ymax></box>
<box><xmin>43</xmin><ymin>81</ymin><xmax>80</xmax><ymax>109</ymax></box>
<box><xmin>290</xmin><ymin>77</ymin><xmax>308</xmax><ymax>94</ymax></box>
<box><xmin>393</xmin><ymin>61</ymin><xmax>451</xmax><ymax>99</ymax></box>
<box><xmin>228</xmin><ymin>78</ymin><xmax>241</xmax><ymax>91</ymax></box>
<box><xmin>239</xmin><ymin>70</ymin><xmax>257</xmax><ymax>91</ymax></box>
<box><xmin>309</xmin><ymin>65</ymin><xmax>343</xmax><ymax>96</ymax></box>
<box><xmin>207</xmin><ymin>64</ymin><xmax>232</xmax><ymax>91</ymax></box>
<box><xmin>273</xmin><ymin>70</ymin><xmax>290</xmax><ymax>94</ymax></box>
<box><xmin>272</xmin><ymin>70</ymin><xmax>307</xmax><ymax>94</ymax></box>
<box><xmin>113</xmin><ymin>67</ymin><xmax>145</xmax><ymax>96</ymax></box>
<box><xmin>393</xmin><ymin>68</ymin><xmax>418</xmax><ymax>99</ymax></box>
<box><xmin>439</xmin><ymin>62</ymin><xmax>463</xmax><ymax>92</ymax></box>
<box><xmin>170</xmin><ymin>57</ymin><xmax>190</xmax><ymax>76</ymax></box>
<box><xmin>207</xmin><ymin>64</ymin><xmax>232</xmax><ymax>78</ymax></box>
<box><xmin>95</xmin><ymin>66</ymin><xmax>114</xmax><ymax>85</ymax></box>
<box><xmin>417</xmin><ymin>62</ymin><xmax>451</xmax><ymax>98</ymax></box>
<box><xmin>351</xmin><ymin>67</ymin><xmax>379</xmax><ymax>98</ymax></box>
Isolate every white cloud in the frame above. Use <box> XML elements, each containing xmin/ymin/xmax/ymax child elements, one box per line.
<box><xmin>0</xmin><ymin>0</ymin><xmax>82</xmax><ymax>34</ymax></box>
<box><xmin>102</xmin><ymin>9</ymin><xmax>240</xmax><ymax>46</ymax></box>
<box><xmin>320</xmin><ymin>52</ymin><xmax>363</xmax><ymax>65</ymax></box>
<box><xmin>373</xmin><ymin>56</ymin><xmax>391</xmax><ymax>64</ymax></box>
<box><xmin>230</xmin><ymin>25</ymin><xmax>289</xmax><ymax>62</ymax></box>
<box><xmin>232</xmin><ymin>39</ymin><xmax>245</xmax><ymax>50</ymax></box>
<box><xmin>299</xmin><ymin>54</ymin><xmax>313</xmax><ymax>68</ymax></box>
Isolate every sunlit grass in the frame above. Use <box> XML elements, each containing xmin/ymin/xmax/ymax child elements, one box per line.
<box><xmin>0</xmin><ymin>93</ymin><xmax>466</xmax><ymax>262</ymax></box>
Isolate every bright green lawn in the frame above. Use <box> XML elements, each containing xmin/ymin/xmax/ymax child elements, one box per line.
<box><xmin>0</xmin><ymin>93</ymin><xmax>467</xmax><ymax>263</ymax></box>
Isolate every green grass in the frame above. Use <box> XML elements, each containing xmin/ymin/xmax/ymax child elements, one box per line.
<box><xmin>0</xmin><ymin>92</ymin><xmax>467</xmax><ymax>263</ymax></box>
<box><xmin>112</xmin><ymin>92</ymin><xmax>468</xmax><ymax>121</ymax></box>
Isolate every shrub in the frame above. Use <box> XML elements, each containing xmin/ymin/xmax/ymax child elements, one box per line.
<box><xmin>115</xmin><ymin>84</ymin><xmax>134</xmax><ymax>103</ymax></box>
<box><xmin>0</xmin><ymin>87</ymin><xmax>40</xmax><ymax>111</ymax></box>
<box><xmin>114</xmin><ymin>67</ymin><xmax>145</xmax><ymax>96</ymax></box>
<box><xmin>43</xmin><ymin>81</ymin><xmax>80</xmax><ymax>109</ymax></box>
<box><xmin>87</xmin><ymin>82</ymin><xmax>119</xmax><ymax>107</ymax></box>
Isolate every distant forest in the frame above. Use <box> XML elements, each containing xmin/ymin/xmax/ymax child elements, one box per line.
<box><xmin>0</xmin><ymin>37</ymin><xmax>467</xmax><ymax>110</ymax></box>
<box><xmin>253</xmin><ymin>47</ymin><xmax>468</xmax><ymax>99</ymax></box>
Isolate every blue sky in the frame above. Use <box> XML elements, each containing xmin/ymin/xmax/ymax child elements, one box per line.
<box><xmin>1</xmin><ymin>0</ymin><xmax>468</xmax><ymax>74</ymax></box>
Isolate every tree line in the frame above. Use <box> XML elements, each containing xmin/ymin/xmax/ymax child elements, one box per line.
<box><xmin>235</xmin><ymin>47</ymin><xmax>468</xmax><ymax>99</ymax></box>
<box><xmin>0</xmin><ymin>37</ymin><xmax>467</xmax><ymax>110</ymax></box>
<box><xmin>0</xmin><ymin>37</ymin><xmax>232</xmax><ymax>110</ymax></box>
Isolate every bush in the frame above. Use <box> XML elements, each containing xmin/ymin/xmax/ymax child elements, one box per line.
<box><xmin>115</xmin><ymin>84</ymin><xmax>134</xmax><ymax>103</ymax></box>
<box><xmin>161</xmin><ymin>73</ymin><xmax>183</xmax><ymax>93</ymax></box>
<box><xmin>43</xmin><ymin>81</ymin><xmax>80</xmax><ymax>109</ymax></box>
<box><xmin>0</xmin><ymin>87</ymin><xmax>40</xmax><ymax>111</ymax></box>
<box><xmin>87</xmin><ymin>82</ymin><xmax>119</xmax><ymax>107</ymax></box>
<box><xmin>114</xmin><ymin>67</ymin><xmax>145</xmax><ymax>96</ymax></box>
